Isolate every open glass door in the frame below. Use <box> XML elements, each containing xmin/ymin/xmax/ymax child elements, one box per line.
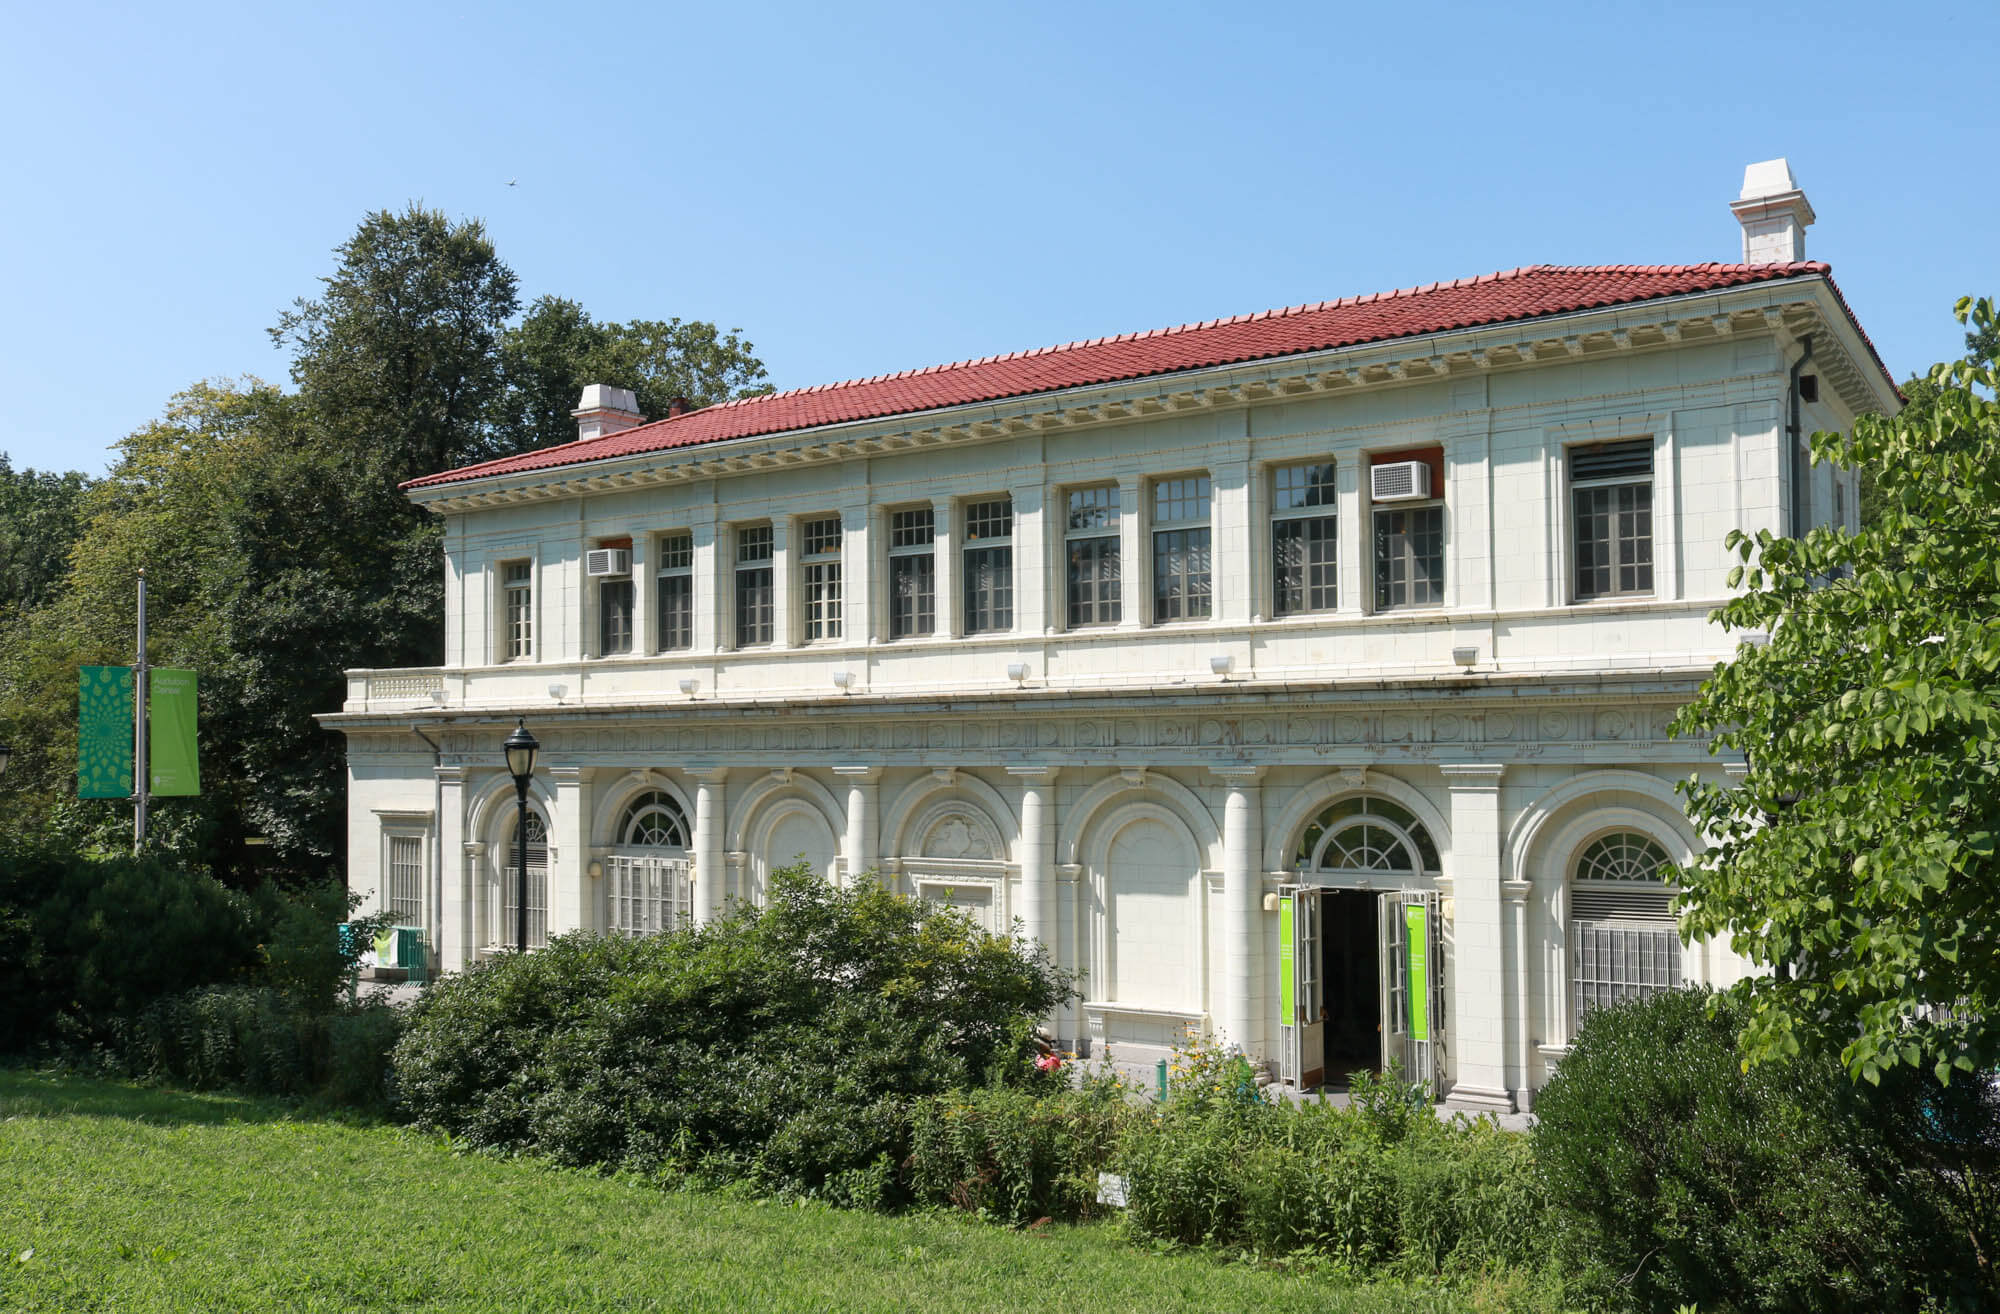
<box><xmin>1379</xmin><ymin>891</ymin><xmax>1446</xmax><ymax>1098</ymax></box>
<box><xmin>1276</xmin><ymin>887</ymin><xmax>1325</xmax><ymax>1088</ymax></box>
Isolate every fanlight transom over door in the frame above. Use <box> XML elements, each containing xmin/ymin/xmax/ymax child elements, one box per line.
<box><xmin>608</xmin><ymin>790</ymin><xmax>692</xmax><ymax>936</ymax></box>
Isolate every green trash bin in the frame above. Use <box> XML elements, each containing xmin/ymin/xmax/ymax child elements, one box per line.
<box><xmin>393</xmin><ymin>926</ymin><xmax>429</xmax><ymax>985</ymax></box>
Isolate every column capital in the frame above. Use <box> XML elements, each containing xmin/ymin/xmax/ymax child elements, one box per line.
<box><xmin>1210</xmin><ymin>765</ymin><xmax>1266</xmax><ymax>785</ymax></box>
<box><xmin>549</xmin><ymin>765</ymin><xmax>590</xmax><ymax>786</ymax></box>
<box><xmin>1006</xmin><ymin>765</ymin><xmax>1061</xmax><ymax>783</ymax></box>
<box><xmin>1501</xmin><ymin>879</ymin><xmax>1533</xmax><ymax>904</ymax></box>
<box><xmin>1439</xmin><ymin>762</ymin><xmax>1507</xmax><ymax>786</ymax></box>
<box><xmin>832</xmin><ymin>765</ymin><xmax>883</xmax><ymax>781</ymax></box>
<box><xmin>435</xmin><ymin>764</ymin><xmax>465</xmax><ymax>785</ymax></box>
<box><xmin>689</xmin><ymin>766</ymin><xmax>730</xmax><ymax>783</ymax></box>
<box><xmin>462</xmin><ymin>840</ymin><xmax>487</xmax><ymax>858</ymax></box>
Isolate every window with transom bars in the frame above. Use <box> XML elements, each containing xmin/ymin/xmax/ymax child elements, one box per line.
<box><xmin>499</xmin><ymin>808</ymin><xmax>548</xmax><ymax>949</ymax></box>
<box><xmin>1152</xmin><ymin>475</ymin><xmax>1211</xmax><ymax>623</ymax></box>
<box><xmin>799</xmin><ymin>515</ymin><xmax>842</xmax><ymax>642</ymax></box>
<box><xmin>1065</xmin><ymin>485</ymin><xmax>1120</xmax><ymax>627</ymax></box>
<box><xmin>735</xmin><ymin>525</ymin><xmax>773</xmax><ymax>647</ymax></box>
<box><xmin>888</xmin><ymin>508</ymin><xmax>935</xmax><ymax>638</ymax></box>
<box><xmin>962</xmin><ymin>497</ymin><xmax>1013</xmax><ymax>634</ymax></box>
<box><xmin>1569</xmin><ymin>830</ymin><xmax>1679</xmax><ymax>1031</ymax></box>
<box><xmin>656</xmin><ymin>533</ymin><xmax>693</xmax><ymax>652</ymax></box>
<box><xmin>1273</xmin><ymin>462</ymin><xmax>1337</xmax><ymax>616</ymax></box>
<box><xmin>1570</xmin><ymin>438</ymin><xmax>1654</xmax><ymax>600</ymax></box>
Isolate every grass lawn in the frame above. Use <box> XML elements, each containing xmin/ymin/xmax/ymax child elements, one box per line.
<box><xmin>0</xmin><ymin>1068</ymin><xmax>1557</xmax><ymax>1313</ymax></box>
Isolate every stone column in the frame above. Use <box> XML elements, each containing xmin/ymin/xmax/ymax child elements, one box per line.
<box><xmin>931</xmin><ymin>497</ymin><xmax>958</xmax><ymax>639</ymax></box>
<box><xmin>457</xmin><ymin>841</ymin><xmax>485</xmax><ymax>972</ymax></box>
<box><xmin>1442</xmin><ymin>763</ymin><xmax>1512</xmax><ymax>1112</ymax></box>
<box><xmin>692</xmin><ymin>768</ymin><xmax>728</xmax><ymax>924</ymax></box>
<box><xmin>834</xmin><ymin>766</ymin><xmax>882</xmax><ymax>885</ymax></box>
<box><xmin>840</xmin><ymin>501</ymin><xmax>872</xmax><ymax>649</ymax></box>
<box><xmin>436</xmin><ymin>766</ymin><xmax>467</xmax><ymax>973</ymax></box>
<box><xmin>1503</xmin><ymin>877</ymin><xmax>1533</xmax><ymax>1108</ymax></box>
<box><xmin>691</xmin><ymin>517</ymin><xmax>720</xmax><ymax>653</ymax></box>
<box><xmin>1008</xmin><ymin>766</ymin><xmax>1060</xmax><ymax>954</ymax></box>
<box><xmin>1215</xmin><ymin>766</ymin><xmax>1265</xmax><ymax>1060</ymax></box>
<box><xmin>548</xmin><ymin>766</ymin><xmax>593</xmax><ymax>936</ymax></box>
<box><xmin>768</xmin><ymin>519</ymin><xmax>792</xmax><ymax>648</ymax></box>
<box><xmin>1211</xmin><ymin>455</ymin><xmax>1252</xmax><ymax>626</ymax></box>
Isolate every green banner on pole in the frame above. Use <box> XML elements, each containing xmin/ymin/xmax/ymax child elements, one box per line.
<box><xmin>78</xmin><ymin>666</ymin><xmax>134</xmax><ymax>799</ymax></box>
<box><xmin>1406</xmin><ymin>903</ymin><xmax>1428</xmax><ymax>1042</ymax></box>
<box><xmin>1278</xmin><ymin>895</ymin><xmax>1295</xmax><ymax>1022</ymax></box>
<box><xmin>148</xmin><ymin>668</ymin><xmax>200</xmax><ymax>797</ymax></box>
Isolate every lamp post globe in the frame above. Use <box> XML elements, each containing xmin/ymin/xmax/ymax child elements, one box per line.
<box><xmin>502</xmin><ymin>720</ymin><xmax>539</xmax><ymax>952</ymax></box>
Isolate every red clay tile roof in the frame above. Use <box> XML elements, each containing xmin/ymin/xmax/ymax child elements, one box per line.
<box><xmin>405</xmin><ymin>261</ymin><xmax>1877</xmax><ymax>491</ymax></box>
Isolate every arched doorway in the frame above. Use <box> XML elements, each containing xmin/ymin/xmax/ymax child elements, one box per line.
<box><xmin>1284</xmin><ymin>796</ymin><xmax>1443</xmax><ymax>1089</ymax></box>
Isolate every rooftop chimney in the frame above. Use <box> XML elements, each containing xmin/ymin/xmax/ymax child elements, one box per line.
<box><xmin>666</xmin><ymin>396</ymin><xmax>693</xmax><ymax>418</ymax></box>
<box><xmin>1731</xmin><ymin>158</ymin><xmax>1815</xmax><ymax>265</ymax></box>
<box><xmin>571</xmin><ymin>384</ymin><xmax>645</xmax><ymax>442</ymax></box>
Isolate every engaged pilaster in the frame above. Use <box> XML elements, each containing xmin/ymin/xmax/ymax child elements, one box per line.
<box><xmin>1442</xmin><ymin>763</ymin><xmax>1512</xmax><ymax>1112</ymax></box>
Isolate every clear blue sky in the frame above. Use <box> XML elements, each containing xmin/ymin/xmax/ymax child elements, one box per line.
<box><xmin>2</xmin><ymin>1</ymin><xmax>1991</xmax><ymax>477</ymax></box>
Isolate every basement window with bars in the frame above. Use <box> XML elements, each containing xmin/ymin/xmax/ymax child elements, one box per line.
<box><xmin>1570</xmin><ymin>438</ymin><xmax>1654</xmax><ymax>600</ymax></box>
<box><xmin>1569</xmin><ymin>831</ymin><xmax>1680</xmax><ymax>1033</ymax></box>
<box><xmin>962</xmin><ymin>497</ymin><xmax>1014</xmax><ymax>634</ymax></box>
<box><xmin>387</xmin><ymin>834</ymin><xmax>424</xmax><ymax>927</ymax></box>
<box><xmin>799</xmin><ymin>515</ymin><xmax>843</xmax><ymax>642</ymax></box>
<box><xmin>656</xmin><ymin>533</ymin><xmax>693</xmax><ymax>652</ymax></box>
<box><xmin>888</xmin><ymin>508</ymin><xmax>935</xmax><ymax>638</ymax></box>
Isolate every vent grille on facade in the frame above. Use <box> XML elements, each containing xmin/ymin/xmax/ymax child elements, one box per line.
<box><xmin>1569</xmin><ymin>438</ymin><xmax>1654</xmax><ymax>481</ymax></box>
<box><xmin>1370</xmin><ymin>461</ymin><xmax>1431</xmax><ymax>501</ymax></box>
<box><xmin>1571</xmin><ymin>885</ymin><xmax>1676</xmax><ymax>923</ymax></box>
<box><xmin>585</xmin><ymin>548</ymin><xmax>631</xmax><ymax>577</ymax></box>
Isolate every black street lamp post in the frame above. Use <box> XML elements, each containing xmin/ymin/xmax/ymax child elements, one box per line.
<box><xmin>503</xmin><ymin>719</ymin><xmax>539</xmax><ymax>954</ymax></box>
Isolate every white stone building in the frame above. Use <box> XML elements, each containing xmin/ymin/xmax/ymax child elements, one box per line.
<box><xmin>326</xmin><ymin>162</ymin><xmax>1898</xmax><ymax>1109</ymax></box>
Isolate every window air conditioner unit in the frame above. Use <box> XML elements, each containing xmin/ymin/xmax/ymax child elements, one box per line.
<box><xmin>1370</xmin><ymin>461</ymin><xmax>1431</xmax><ymax>501</ymax></box>
<box><xmin>585</xmin><ymin>548</ymin><xmax>632</xmax><ymax>578</ymax></box>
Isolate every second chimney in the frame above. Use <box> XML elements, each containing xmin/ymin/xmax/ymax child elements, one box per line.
<box><xmin>572</xmin><ymin>384</ymin><xmax>645</xmax><ymax>442</ymax></box>
<box><xmin>1731</xmin><ymin>158</ymin><xmax>1815</xmax><ymax>265</ymax></box>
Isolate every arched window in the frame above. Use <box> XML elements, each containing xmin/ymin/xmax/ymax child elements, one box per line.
<box><xmin>1295</xmin><ymin>796</ymin><xmax>1441</xmax><ymax>877</ymax></box>
<box><xmin>499</xmin><ymin>807</ymin><xmax>548</xmax><ymax>949</ymax></box>
<box><xmin>618</xmin><ymin>790</ymin><xmax>689</xmax><ymax>850</ymax></box>
<box><xmin>1569</xmin><ymin>830</ymin><xmax>1679</xmax><ymax>1030</ymax></box>
<box><xmin>608</xmin><ymin>791</ymin><xmax>692</xmax><ymax>937</ymax></box>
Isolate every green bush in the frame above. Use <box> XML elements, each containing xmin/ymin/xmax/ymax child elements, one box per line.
<box><xmin>393</xmin><ymin>866</ymin><xmax>1074</xmax><ymax>1198</ymax></box>
<box><xmin>117</xmin><ymin>984</ymin><xmax>405</xmax><ymax>1111</ymax></box>
<box><xmin>1533</xmin><ymin>986</ymin><xmax>2000</xmax><ymax>1313</ymax></box>
<box><xmin>904</xmin><ymin>1075</ymin><xmax>1135</xmax><ymax>1224</ymax></box>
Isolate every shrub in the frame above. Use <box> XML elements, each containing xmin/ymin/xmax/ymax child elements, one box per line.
<box><xmin>117</xmin><ymin>984</ymin><xmax>405</xmax><ymax>1111</ymax></box>
<box><xmin>1533</xmin><ymin>986</ymin><xmax>2000</xmax><ymax>1313</ymax></box>
<box><xmin>904</xmin><ymin>1074</ymin><xmax>1136</xmax><ymax>1224</ymax></box>
<box><xmin>393</xmin><ymin>866</ymin><xmax>1074</xmax><ymax>1198</ymax></box>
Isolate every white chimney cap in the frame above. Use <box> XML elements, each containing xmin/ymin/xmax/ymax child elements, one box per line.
<box><xmin>1738</xmin><ymin>158</ymin><xmax>1800</xmax><ymax>201</ymax></box>
<box><xmin>576</xmin><ymin>384</ymin><xmax>641</xmax><ymax>416</ymax></box>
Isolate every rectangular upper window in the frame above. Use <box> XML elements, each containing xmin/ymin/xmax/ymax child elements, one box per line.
<box><xmin>962</xmin><ymin>497</ymin><xmax>1013</xmax><ymax>635</ymax></box>
<box><xmin>1065</xmin><ymin>485</ymin><xmax>1120</xmax><ymax>627</ymax></box>
<box><xmin>888</xmin><ymin>508</ymin><xmax>936</xmax><ymax>639</ymax></box>
<box><xmin>735</xmin><ymin>525</ymin><xmax>774</xmax><ymax>647</ymax></box>
<box><xmin>1569</xmin><ymin>438</ymin><xmax>1654</xmax><ymax>601</ymax></box>
<box><xmin>1371</xmin><ymin>448</ymin><xmax>1444</xmax><ymax>611</ymax></box>
<box><xmin>800</xmin><ymin>515</ymin><xmax>843</xmax><ymax>642</ymax></box>
<box><xmin>1151</xmin><ymin>475</ymin><xmax>1211</xmax><ymax>623</ymax></box>
<box><xmin>501</xmin><ymin>559</ymin><xmax>534</xmax><ymax>661</ymax></box>
<box><xmin>595</xmin><ymin>538</ymin><xmax>634</xmax><ymax>656</ymax></box>
<box><xmin>1272</xmin><ymin>462</ymin><xmax>1337</xmax><ymax>616</ymax></box>
<box><xmin>655</xmin><ymin>533</ymin><xmax>693</xmax><ymax>652</ymax></box>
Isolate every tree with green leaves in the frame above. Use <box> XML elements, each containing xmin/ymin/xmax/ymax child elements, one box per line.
<box><xmin>490</xmin><ymin>295</ymin><xmax>770</xmax><ymax>454</ymax></box>
<box><xmin>1672</xmin><ymin>296</ymin><xmax>2000</xmax><ymax>1085</ymax></box>
<box><xmin>0</xmin><ymin>456</ymin><xmax>92</xmax><ymax>617</ymax></box>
